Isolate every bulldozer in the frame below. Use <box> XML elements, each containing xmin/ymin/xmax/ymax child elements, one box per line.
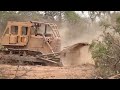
<box><xmin>0</xmin><ymin>21</ymin><xmax>62</xmax><ymax>66</ymax></box>
<box><xmin>0</xmin><ymin>21</ymin><xmax>94</xmax><ymax>67</ymax></box>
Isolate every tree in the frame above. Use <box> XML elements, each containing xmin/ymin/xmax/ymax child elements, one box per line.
<box><xmin>81</xmin><ymin>11</ymin><xmax>115</xmax><ymax>22</ymax></box>
<box><xmin>64</xmin><ymin>11</ymin><xmax>80</xmax><ymax>24</ymax></box>
<box><xmin>90</xmin><ymin>11</ymin><xmax>120</xmax><ymax>78</ymax></box>
<box><xmin>44</xmin><ymin>11</ymin><xmax>64</xmax><ymax>22</ymax></box>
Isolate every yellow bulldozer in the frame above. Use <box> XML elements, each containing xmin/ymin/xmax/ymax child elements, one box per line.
<box><xmin>0</xmin><ymin>21</ymin><xmax>94</xmax><ymax>66</ymax></box>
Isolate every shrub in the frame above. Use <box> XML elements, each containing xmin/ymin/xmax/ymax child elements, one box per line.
<box><xmin>90</xmin><ymin>32</ymin><xmax>120</xmax><ymax>78</ymax></box>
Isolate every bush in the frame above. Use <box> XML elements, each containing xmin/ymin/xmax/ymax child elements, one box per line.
<box><xmin>90</xmin><ymin>32</ymin><xmax>120</xmax><ymax>78</ymax></box>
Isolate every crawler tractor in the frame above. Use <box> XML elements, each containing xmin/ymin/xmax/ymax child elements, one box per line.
<box><xmin>0</xmin><ymin>21</ymin><xmax>62</xmax><ymax>66</ymax></box>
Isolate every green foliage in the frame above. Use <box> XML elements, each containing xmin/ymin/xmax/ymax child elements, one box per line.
<box><xmin>90</xmin><ymin>32</ymin><xmax>120</xmax><ymax>78</ymax></box>
<box><xmin>92</xmin><ymin>12</ymin><xmax>120</xmax><ymax>78</ymax></box>
<box><xmin>64</xmin><ymin>11</ymin><xmax>80</xmax><ymax>24</ymax></box>
<box><xmin>116</xmin><ymin>16</ymin><xmax>120</xmax><ymax>24</ymax></box>
<box><xmin>99</xmin><ymin>12</ymin><xmax>120</xmax><ymax>34</ymax></box>
<box><xmin>114</xmin><ymin>15</ymin><xmax>120</xmax><ymax>34</ymax></box>
<box><xmin>90</xmin><ymin>41</ymin><xmax>107</xmax><ymax>60</ymax></box>
<box><xmin>99</xmin><ymin>21</ymin><xmax>111</xmax><ymax>29</ymax></box>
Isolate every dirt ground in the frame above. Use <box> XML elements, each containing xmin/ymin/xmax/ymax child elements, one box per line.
<box><xmin>0</xmin><ymin>64</ymin><xmax>95</xmax><ymax>79</ymax></box>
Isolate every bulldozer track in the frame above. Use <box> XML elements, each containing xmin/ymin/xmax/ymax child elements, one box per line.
<box><xmin>0</xmin><ymin>49</ymin><xmax>62</xmax><ymax>66</ymax></box>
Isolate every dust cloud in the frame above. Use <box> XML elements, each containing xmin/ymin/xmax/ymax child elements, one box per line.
<box><xmin>61</xmin><ymin>43</ymin><xmax>95</xmax><ymax>66</ymax></box>
<box><xmin>59</xmin><ymin>22</ymin><xmax>103</xmax><ymax>50</ymax></box>
<box><xmin>59</xmin><ymin>22</ymin><xmax>103</xmax><ymax>66</ymax></box>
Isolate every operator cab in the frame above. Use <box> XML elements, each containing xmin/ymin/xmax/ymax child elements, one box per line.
<box><xmin>31</xmin><ymin>22</ymin><xmax>53</xmax><ymax>37</ymax></box>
